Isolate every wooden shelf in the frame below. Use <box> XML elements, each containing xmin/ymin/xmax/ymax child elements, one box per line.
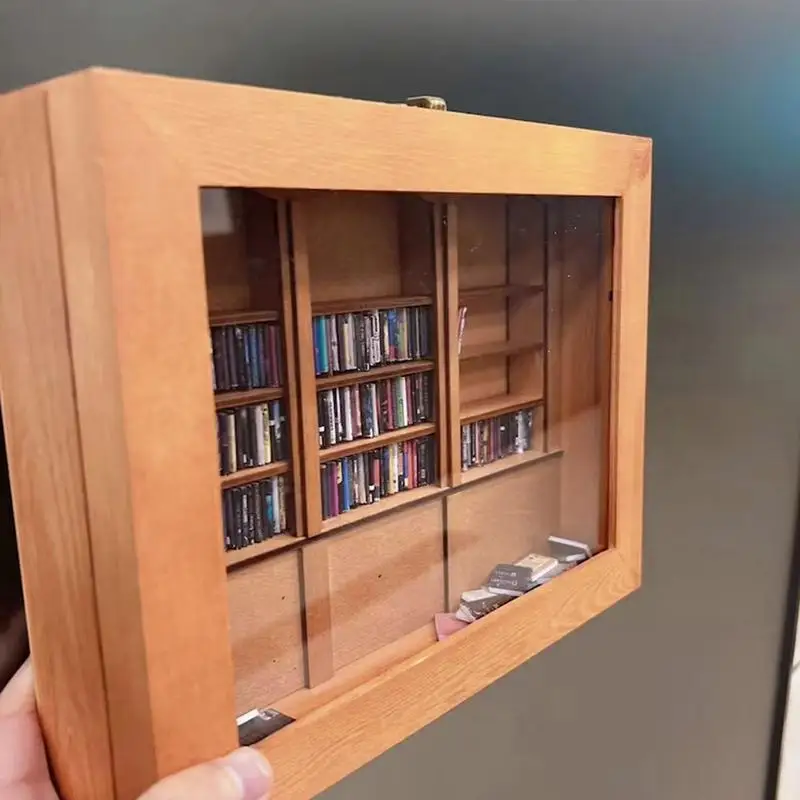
<box><xmin>276</xmin><ymin>623</ymin><xmax>436</xmax><ymax>720</ymax></box>
<box><xmin>460</xmin><ymin>449</ymin><xmax>559</xmax><ymax>486</ymax></box>
<box><xmin>225</xmin><ymin>534</ymin><xmax>300</xmax><ymax>569</ymax></box>
<box><xmin>459</xmin><ymin>340</ymin><xmax>543</xmax><ymax>362</ymax></box>
<box><xmin>209</xmin><ymin>309</ymin><xmax>279</xmax><ymax>326</ymax></box>
<box><xmin>460</xmin><ymin>393</ymin><xmax>544</xmax><ymax>425</ymax></box>
<box><xmin>319</xmin><ymin>484</ymin><xmax>443</xmax><ymax>534</ymax></box>
<box><xmin>319</xmin><ymin>422</ymin><xmax>436</xmax><ymax>463</ymax></box>
<box><xmin>312</xmin><ymin>294</ymin><xmax>432</xmax><ymax>316</ymax></box>
<box><xmin>459</xmin><ymin>284</ymin><xmax>544</xmax><ymax>302</ymax></box>
<box><xmin>220</xmin><ymin>460</ymin><xmax>289</xmax><ymax>490</ymax></box>
<box><xmin>316</xmin><ymin>360</ymin><xmax>435</xmax><ymax>390</ymax></box>
<box><xmin>215</xmin><ymin>387</ymin><xmax>283</xmax><ymax>410</ymax></box>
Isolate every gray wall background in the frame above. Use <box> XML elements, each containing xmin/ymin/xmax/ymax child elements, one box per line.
<box><xmin>2</xmin><ymin>2</ymin><xmax>799</xmax><ymax>798</ymax></box>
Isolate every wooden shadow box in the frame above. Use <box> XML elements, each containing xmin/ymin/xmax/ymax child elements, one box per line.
<box><xmin>0</xmin><ymin>70</ymin><xmax>651</xmax><ymax>799</ymax></box>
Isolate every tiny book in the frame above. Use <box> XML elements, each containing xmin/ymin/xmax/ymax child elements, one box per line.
<box><xmin>548</xmin><ymin>535</ymin><xmax>592</xmax><ymax>563</ymax></box>
<box><xmin>236</xmin><ymin>708</ymin><xmax>295</xmax><ymax>746</ymax></box>
<box><xmin>512</xmin><ymin>552</ymin><xmax>561</xmax><ymax>586</ymax></box>
<box><xmin>485</xmin><ymin>563</ymin><xmax>534</xmax><ymax>597</ymax></box>
<box><xmin>455</xmin><ymin>588</ymin><xmax>513</xmax><ymax>623</ymax></box>
<box><xmin>434</xmin><ymin>612</ymin><xmax>469</xmax><ymax>641</ymax></box>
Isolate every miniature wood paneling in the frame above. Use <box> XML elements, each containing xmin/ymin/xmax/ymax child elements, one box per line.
<box><xmin>327</xmin><ymin>500</ymin><xmax>446</xmax><ymax>670</ymax></box>
<box><xmin>227</xmin><ymin>551</ymin><xmax>305</xmax><ymax>715</ymax></box>
<box><xmin>305</xmin><ymin>192</ymin><xmax>402</xmax><ymax>302</ymax></box>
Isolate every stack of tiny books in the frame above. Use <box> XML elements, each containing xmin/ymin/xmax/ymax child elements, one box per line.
<box><xmin>433</xmin><ymin>536</ymin><xmax>593</xmax><ymax>641</ymax></box>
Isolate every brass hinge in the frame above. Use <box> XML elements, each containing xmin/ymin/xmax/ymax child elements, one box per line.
<box><xmin>403</xmin><ymin>96</ymin><xmax>447</xmax><ymax>111</ymax></box>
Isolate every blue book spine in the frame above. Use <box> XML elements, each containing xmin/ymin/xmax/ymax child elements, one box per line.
<box><xmin>249</xmin><ymin>326</ymin><xmax>262</xmax><ymax>388</ymax></box>
<box><xmin>343</xmin><ymin>459</ymin><xmax>351</xmax><ymax>512</ymax></box>
<box><xmin>313</xmin><ymin>318</ymin><xmax>322</xmax><ymax>375</ymax></box>
<box><xmin>320</xmin><ymin>315</ymin><xmax>330</xmax><ymax>375</ymax></box>
<box><xmin>265</xmin><ymin>486</ymin><xmax>274</xmax><ymax>534</ymax></box>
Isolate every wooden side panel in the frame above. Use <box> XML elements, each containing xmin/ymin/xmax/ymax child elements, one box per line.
<box><xmin>0</xmin><ymin>85</ymin><xmax>115</xmax><ymax>800</ymax></box>
<box><xmin>456</xmin><ymin>196</ymin><xmax>507</xmax><ymax>290</ymax></box>
<box><xmin>545</xmin><ymin>199</ymin><xmax>564</xmax><ymax>451</ymax></box>
<box><xmin>300</xmin><ymin>541</ymin><xmax>335</xmax><ymax>686</ymax></box>
<box><xmin>447</xmin><ymin>458</ymin><xmax>561</xmax><ymax>608</ymax></box>
<box><xmin>228</xmin><ymin>553</ymin><xmax>305</xmax><ymax>715</ymax></box>
<box><xmin>444</xmin><ymin>204</ymin><xmax>462</xmax><ymax>486</ymax></box>
<box><xmin>47</xmin><ymin>73</ymin><xmax>237</xmax><ymax>798</ymax></box>
<box><xmin>289</xmin><ymin>200</ymin><xmax>323</xmax><ymax>536</ymax></box>
<box><xmin>327</xmin><ymin>500</ymin><xmax>445</xmax><ymax>670</ymax></box>
<box><xmin>558</xmin><ymin>199</ymin><xmax>605</xmax><ymax>543</ymax></box>
<box><xmin>305</xmin><ymin>192</ymin><xmax>401</xmax><ymax>302</ymax></box>
<box><xmin>200</xmin><ymin>188</ymin><xmax>251</xmax><ymax>312</ymax></box>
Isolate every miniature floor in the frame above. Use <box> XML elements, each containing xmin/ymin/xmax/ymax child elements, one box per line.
<box><xmin>776</xmin><ymin>605</ymin><xmax>800</xmax><ymax>799</ymax></box>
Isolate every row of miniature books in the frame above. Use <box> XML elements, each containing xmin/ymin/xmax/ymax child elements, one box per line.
<box><xmin>312</xmin><ymin>305</ymin><xmax>432</xmax><ymax>377</ymax></box>
<box><xmin>461</xmin><ymin>408</ymin><xmax>535</xmax><ymax>471</ymax></box>
<box><xmin>317</xmin><ymin>372</ymin><xmax>433</xmax><ymax>449</ymax></box>
<box><xmin>434</xmin><ymin>537</ymin><xmax>593</xmax><ymax>638</ymax></box>
<box><xmin>320</xmin><ymin>436</ymin><xmax>436</xmax><ymax>520</ymax></box>
<box><xmin>211</xmin><ymin>322</ymin><xmax>283</xmax><ymax>393</ymax></box>
<box><xmin>222</xmin><ymin>475</ymin><xmax>290</xmax><ymax>551</ymax></box>
<box><xmin>217</xmin><ymin>400</ymin><xmax>288</xmax><ymax>475</ymax></box>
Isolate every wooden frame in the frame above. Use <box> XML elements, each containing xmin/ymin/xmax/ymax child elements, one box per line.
<box><xmin>0</xmin><ymin>68</ymin><xmax>651</xmax><ymax>800</ymax></box>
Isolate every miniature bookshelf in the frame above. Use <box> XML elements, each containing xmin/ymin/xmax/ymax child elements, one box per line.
<box><xmin>202</xmin><ymin>188</ymin><xmax>615</xmax><ymax>717</ymax></box>
<box><xmin>0</xmin><ymin>69</ymin><xmax>650</xmax><ymax>800</ymax></box>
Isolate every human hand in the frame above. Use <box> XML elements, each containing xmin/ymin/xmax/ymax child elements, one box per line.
<box><xmin>0</xmin><ymin>661</ymin><xmax>274</xmax><ymax>800</ymax></box>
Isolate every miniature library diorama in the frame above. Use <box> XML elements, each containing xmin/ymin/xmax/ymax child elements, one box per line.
<box><xmin>0</xmin><ymin>69</ymin><xmax>650</xmax><ymax>799</ymax></box>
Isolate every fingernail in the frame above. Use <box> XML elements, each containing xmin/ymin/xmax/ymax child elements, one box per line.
<box><xmin>220</xmin><ymin>747</ymin><xmax>274</xmax><ymax>799</ymax></box>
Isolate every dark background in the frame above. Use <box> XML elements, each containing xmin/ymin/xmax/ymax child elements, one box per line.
<box><xmin>2</xmin><ymin>2</ymin><xmax>799</xmax><ymax>798</ymax></box>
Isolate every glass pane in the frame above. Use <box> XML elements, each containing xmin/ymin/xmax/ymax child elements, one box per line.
<box><xmin>198</xmin><ymin>188</ymin><xmax>613</xmax><ymax>739</ymax></box>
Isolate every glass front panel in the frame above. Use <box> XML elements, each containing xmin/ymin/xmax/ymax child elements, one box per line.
<box><xmin>198</xmin><ymin>188</ymin><xmax>613</xmax><ymax>738</ymax></box>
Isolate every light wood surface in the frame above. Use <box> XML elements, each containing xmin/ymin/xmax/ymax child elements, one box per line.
<box><xmin>0</xmin><ymin>85</ymin><xmax>115</xmax><ymax>800</ymax></box>
<box><xmin>460</xmin><ymin>392</ymin><xmax>543</xmax><ymax>425</ymax></box>
<box><xmin>316</xmin><ymin>360</ymin><xmax>434</xmax><ymax>390</ymax></box>
<box><xmin>320</xmin><ymin>485</ymin><xmax>444</xmax><ymax>534</ymax></box>
<box><xmin>312</xmin><ymin>295</ymin><xmax>432</xmax><ymax>315</ymax></box>
<box><xmin>225</xmin><ymin>534</ymin><xmax>299</xmax><ymax>568</ymax></box>
<box><xmin>220</xmin><ymin>460</ymin><xmax>289</xmax><ymax>490</ymax></box>
<box><xmin>209</xmin><ymin>309</ymin><xmax>279</xmax><ymax>325</ymax></box>
<box><xmin>318</xmin><ymin>422</ymin><xmax>436</xmax><ymax>463</ymax></box>
<box><xmin>214</xmin><ymin>386</ymin><xmax>283</xmax><ymax>410</ymax></box>
<box><xmin>0</xmin><ymin>68</ymin><xmax>650</xmax><ymax>800</ymax></box>
<box><xmin>262</xmin><ymin>549</ymin><xmax>636</xmax><ymax>799</ymax></box>
<box><xmin>300</xmin><ymin>541</ymin><xmax>335</xmax><ymax>687</ymax></box>
<box><xmin>327</xmin><ymin>501</ymin><xmax>445</xmax><ymax>670</ymax></box>
<box><xmin>228</xmin><ymin>552</ymin><xmax>305</xmax><ymax>715</ymax></box>
<box><xmin>47</xmin><ymin>72</ymin><xmax>238</xmax><ymax>798</ymax></box>
<box><xmin>96</xmin><ymin>68</ymin><xmax>648</xmax><ymax>196</ymax></box>
<box><xmin>289</xmin><ymin>199</ymin><xmax>323</xmax><ymax>537</ymax></box>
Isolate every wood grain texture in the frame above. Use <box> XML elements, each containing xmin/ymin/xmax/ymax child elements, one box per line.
<box><xmin>300</xmin><ymin>541</ymin><xmax>335</xmax><ymax>686</ymax></box>
<box><xmin>262</xmin><ymin>548</ymin><xmax>637</xmax><ymax>799</ymax></box>
<box><xmin>228</xmin><ymin>552</ymin><xmax>305</xmax><ymax>715</ymax></box>
<box><xmin>327</xmin><ymin>501</ymin><xmax>445</xmax><ymax>670</ymax></box>
<box><xmin>612</xmin><ymin>162</ymin><xmax>652</xmax><ymax>578</ymax></box>
<box><xmin>318</xmin><ymin>422</ymin><xmax>436</xmax><ymax>463</ymax></box>
<box><xmin>225</xmin><ymin>534</ymin><xmax>299</xmax><ymax>568</ymax></box>
<box><xmin>0</xmin><ymin>68</ymin><xmax>650</xmax><ymax>800</ymax></box>
<box><xmin>277</xmin><ymin>201</ymin><xmax>305</xmax><ymax>540</ymax></box>
<box><xmin>0</xmin><ymin>84</ymin><xmax>115</xmax><ymax>800</ymax></box>
<box><xmin>448</xmin><ymin>456</ymin><xmax>562</xmax><ymax>607</ymax></box>
<box><xmin>288</xmin><ymin>200</ymin><xmax>323</xmax><ymax>536</ymax></box>
<box><xmin>315</xmin><ymin>360</ymin><xmax>434</xmax><ymax>391</ymax></box>
<box><xmin>445</xmin><ymin>203</ymin><xmax>461</xmax><ymax>486</ymax></box>
<box><xmin>306</xmin><ymin>192</ymin><xmax>401</xmax><ymax>302</ymax></box>
<box><xmin>96</xmin><ymin>68</ymin><xmax>646</xmax><ymax>196</ymax></box>
<box><xmin>47</xmin><ymin>73</ymin><xmax>237</xmax><ymax>798</ymax></box>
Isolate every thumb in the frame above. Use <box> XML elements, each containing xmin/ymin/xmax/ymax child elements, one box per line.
<box><xmin>138</xmin><ymin>748</ymin><xmax>273</xmax><ymax>800</ymax></box>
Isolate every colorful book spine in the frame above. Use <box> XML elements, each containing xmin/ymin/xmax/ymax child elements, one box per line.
<box><xmin>312</xmin><ymin>305</ymin><xmax>432</xmax><ymax>376</ymax></box>
<box><xmin>320</xmin><ymin>436</ymin><xmax>436</xmax><ymax>520</ymax></box>
<box><xmin>217</xmin><ymin>400</ymin><xmax>288</xmax><ymax>475</ymax></box>
<box><xmin>222</xmin><ymin>475</ymin><xmax>290</xmax><ymax>550</ymax></box>
<box><xmin>317</xmin><ymin>372</ymin><xmax>433</xmax><ymax>449</ymax></box>
<box><xmin>211</xmin><ymin>321</ymin><xmax>282</xmax><ymax>393</ymax></box>
<box><xmin>460</xmin><ymin>408</ymin><xmax>535</xmax><ymax>471</ymax></box>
